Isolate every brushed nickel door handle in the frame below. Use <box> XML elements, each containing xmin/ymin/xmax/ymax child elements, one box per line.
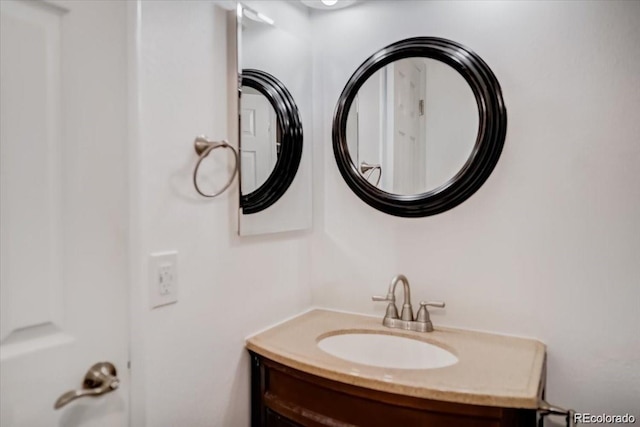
<box><xmin>54</xmin><ymin>362</ymin><xmax>120</xmax><ymax>409</ymax></box>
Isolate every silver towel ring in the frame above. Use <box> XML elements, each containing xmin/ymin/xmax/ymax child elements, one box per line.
<box><xmin>193</xmin><ymin>136</ymin><xmax>238</xmax><ymax>198</ymax></box>
<box><xmin>360</xmin><ymin>161</ymin><xmax>382</xmax><ymax>187</ymax></box>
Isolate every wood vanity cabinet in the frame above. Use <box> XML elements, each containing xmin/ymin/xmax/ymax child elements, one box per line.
<box><xmin>250</xmin><ymin>352</ymin><xmax>539</xmax><ymax>427</ymax></box>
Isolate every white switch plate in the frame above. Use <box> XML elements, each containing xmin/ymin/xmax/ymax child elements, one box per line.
<box><xmin>149</xmin><ymin>251</ymin><xmax>178</xmax><ymax>308</ymax></box>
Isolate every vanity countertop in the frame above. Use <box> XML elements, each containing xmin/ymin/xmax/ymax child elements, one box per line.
<box><xmin>246</xmin><ymin>309</ymin><xmax>546</xmax><ymax>409</ymax></box>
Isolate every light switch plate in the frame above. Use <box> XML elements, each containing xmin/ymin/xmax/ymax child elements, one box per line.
<box><xmin>149</xmin><ymin>251</ymin><xmax>178</xmax><ymax>308</ymax></box>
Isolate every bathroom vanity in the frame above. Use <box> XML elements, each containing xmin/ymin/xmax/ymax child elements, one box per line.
<box><xmin>246</xmin><ymin>310</ymin><xmax>546</xmax><ymax>427</ymax></box>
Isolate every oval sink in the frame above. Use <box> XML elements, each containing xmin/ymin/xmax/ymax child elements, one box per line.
<box><xmin>317</xmin><ymin>333</ymin><xmax>458</xmax><ymax>370</ymax></box>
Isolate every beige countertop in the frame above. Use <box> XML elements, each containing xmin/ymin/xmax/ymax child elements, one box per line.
<box><xmin>246</xmin><ymin>309</ymin><xmax>546</xmax><ymax>409</ymax></box>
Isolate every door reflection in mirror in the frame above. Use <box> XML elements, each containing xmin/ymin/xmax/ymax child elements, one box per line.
<box><xmin>345</xmin><ymin>57</ymin><xmax>479</xmax><ymax>195</ymax></box>
<box><xmin>240</xmin><ymin>87</ymin><xmax>282</xmax><ymax>194</ymax></box>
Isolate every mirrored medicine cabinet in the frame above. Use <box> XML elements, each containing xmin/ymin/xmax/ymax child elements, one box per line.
<box><xmin>236</xmin><ymin>2</ymin><xmax>312</xmax><ymax>236</ymax></box>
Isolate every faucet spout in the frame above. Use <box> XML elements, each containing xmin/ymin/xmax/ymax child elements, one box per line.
<box><xmin>372</xmin><ymin>274</ymin><xmax>446</xmax><ymax>333</ymax></box>
<box><xmin>389</xmin><ymin>274</ymin><xmax>413</xmax><ymax>321</ymax></box>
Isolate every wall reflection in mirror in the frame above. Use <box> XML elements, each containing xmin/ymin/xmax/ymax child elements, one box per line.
<box><xmin>346</xmin><ymin>57</ymin><xmax>479</xmax><ymax>195</ymax></box>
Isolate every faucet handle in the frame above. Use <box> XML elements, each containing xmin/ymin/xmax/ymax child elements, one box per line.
<box><xmin>372</xmin><ymin>295</ymin><xmax>399</xmax><ymax>319</ymax></box>
<box><xmin>420</xmin><ymin>301</ymin><xmax>445</xmax><ymax>308</ymax></box>
<box><xmin>415</xmin><ymin>301</ymin><xmax>445</xmax><ymax>332</ymax></box>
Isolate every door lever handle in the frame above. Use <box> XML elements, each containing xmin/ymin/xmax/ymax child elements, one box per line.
<box><xmin>54</xmin><ymin>362</ymin><xmax>120</xmax><ymax>409</ymax></box>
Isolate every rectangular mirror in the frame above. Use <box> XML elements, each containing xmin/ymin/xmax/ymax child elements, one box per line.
<box><xmin>236</xmin><ymin>1</ymin><xmax>312</xmax><ymax>236</ymax></box>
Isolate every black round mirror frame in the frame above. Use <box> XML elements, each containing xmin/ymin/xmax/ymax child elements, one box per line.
<box><xmin>332</xmin><ymin>37</ymin><xmax>507</xmax><ymax>218</ymax></box>
<box><xmin>241</xmin><ymin>69</ymin><xmax>303</xmax><ymax>214</ymax></box>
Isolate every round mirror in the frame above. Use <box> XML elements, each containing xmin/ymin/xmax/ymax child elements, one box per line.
<box><xmin>333</xmin><ymin>37</ymin><xmax>507</xmax><ymax>217</ymax></box>
<box><xmin>240</xmin><ymin>69</ymin><xmax>303</xmax><ymax>214</ymax></box>
<box><xmin>346</xmin><ymin>57</ymin><xmax>479</xmax><ymax>195</ymax></box>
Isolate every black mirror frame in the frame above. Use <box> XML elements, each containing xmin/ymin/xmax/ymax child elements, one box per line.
<box><xmin>332</xmin><ymin>37</ymin><xmax>507</xmax><ymax>217</ymax></box>
<box><xmin>240</xmin><ymin>69</ymin><xmax>303</xmax><ymax>214</ymax></box>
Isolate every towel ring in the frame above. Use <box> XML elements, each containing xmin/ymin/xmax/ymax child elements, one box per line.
<box><xmin>193</xmin><ymin>136</ymin><xmax>238</xmax><ymax>198</ymax></box>
<box><xmin>360</xmin><ymin>162</ymin><xmax>382</xmax><ymax>187</ymax></box>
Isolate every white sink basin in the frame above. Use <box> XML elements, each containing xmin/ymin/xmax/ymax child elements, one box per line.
<box><xmin>317</xmin><ymin>333</ymin><xmax>458</xmax><ymax>370</ymax></box>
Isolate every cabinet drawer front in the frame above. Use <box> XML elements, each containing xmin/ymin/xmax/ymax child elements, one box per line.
<box><xmin>266</xmin><ymin>408</ymin><xmax>304</xmax><ymax>427</ymax></box>
<box><xmin>253</xmin><ymin>354</ymin><xmax>535</xmax><ymax>427</ymax></box>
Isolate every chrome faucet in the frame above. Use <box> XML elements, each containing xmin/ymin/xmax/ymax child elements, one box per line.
<box><xmin>372</xmin><ymin>274</ymin><xmax>445</xmax><ymax>332</ymax></box>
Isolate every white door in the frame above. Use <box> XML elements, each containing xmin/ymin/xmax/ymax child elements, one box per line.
<box><xmin>1</xmin><ymin>1</ymin><xmax>130</xmax><ymax>426</ymax></box>
<box><xmin>240</xmin><ymin>92</ymin><xmax>277</xmax><ymax>194</ymax></box>
<box><xmin>391</xmin><ymin>58</ymin><xmax>426</xmax><ymax>194</ymax></box>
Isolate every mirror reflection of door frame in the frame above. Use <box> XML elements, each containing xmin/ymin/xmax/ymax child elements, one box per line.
<box><xmin>239</xmin><ymin>69</ymin><xmax>303</xmax><ymax>215</ymax></box>
<box><xmin>389</xmin><ymin>58</ymin><xmax>427</xmax><ymax>195</ymax></box>
<box><xmin>240</xmin><ymin>90</ymin><xmax>278</xmax><ymax>195</ymax></box>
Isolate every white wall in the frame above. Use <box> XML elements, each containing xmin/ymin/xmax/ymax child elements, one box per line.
<box><xmin>310</xmin><ymin>0</ymin><xmax>640</xmax><ymax>418</ymax></box>
<box><xmin>132</xmin><ymin>2</ymin><xmax>312</xmax><ymax>426</ymax></box>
